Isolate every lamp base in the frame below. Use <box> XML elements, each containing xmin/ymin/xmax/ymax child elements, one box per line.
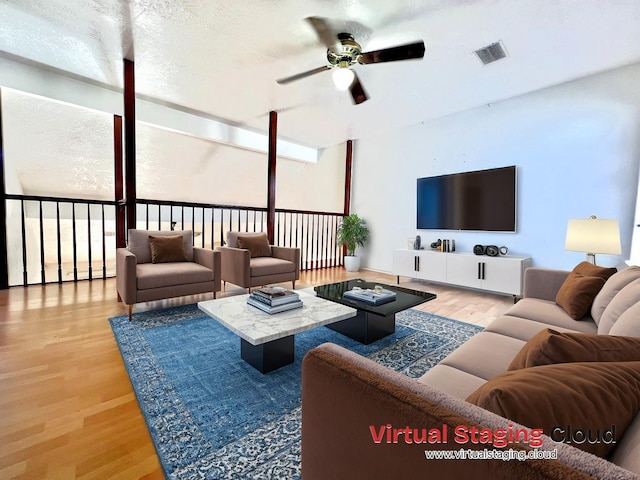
<box><xmin>586</xmin><ymin>253</ymin><xmax>596</xmax><ymax>265</ymax></box>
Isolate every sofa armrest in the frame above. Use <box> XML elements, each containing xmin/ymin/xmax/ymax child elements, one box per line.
<box><xmin>116</xmin><ymin>248</ymin><xmax>137</xmax><ymax>304</ymax></box>
<box><xmin>302</xmin><ymin>344</ymin><xmax>591</xmax><ymax>480</ymax></box>
<box><xmin>218</xmin><ymin>246</ymin><xmax>251</xmax><ymax>287</ymax></box>
<box><xmin>194</xmin><ymin>247</ymin><xmax>221</xmax><ymax>293</ymax></box>
<box><xmin>523</xmin><ymin>268</ymin><xmax>571</xmax><ymax>301</ymax></box>
<box><xmin>271</xmin><ymin>246</ymin><xmax>300</xmax><ymax>279</ymax></box>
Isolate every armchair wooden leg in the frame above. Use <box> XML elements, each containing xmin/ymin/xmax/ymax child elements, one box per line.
<box><xmin>128</xmin><ymin>305</ymin><xmax>133</xmax><ymax>321</ymax></box>
<box><xmin>292</xmin><ymin>280</ymin><xmax>296</xmax><ymax>289</ymax></box>
<box><xmin>117</xmin><ymin>292</ymin><xmax>122</xmax><ymax>302</ymax></box>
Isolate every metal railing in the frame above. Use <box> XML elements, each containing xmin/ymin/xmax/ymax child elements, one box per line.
<box><xmin>5</xmin><ymin>194</ymin><xmax>344</xmax><ymax>286</ymax></box>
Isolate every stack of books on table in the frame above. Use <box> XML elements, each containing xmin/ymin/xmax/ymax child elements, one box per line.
<box><xmin>343</xmin><ymin>287</ymin><xmax>397</xmax><ymax>306</ymax></box>
<box><xmin>247</xmin><ymin>286</ymin><xmax>303</xmax><ymax>314</ymax></box>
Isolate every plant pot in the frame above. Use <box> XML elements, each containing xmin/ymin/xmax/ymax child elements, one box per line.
<box><xmin>344</xmin><ymin>255</ymin><xmax>360</xmax><ymax>272</ymax></box>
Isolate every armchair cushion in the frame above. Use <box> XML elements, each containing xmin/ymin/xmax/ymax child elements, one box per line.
<box><xmin>249</xmin><ymin>257</ymin><xmax>296</xmax><ymax>277</ymax></box>
<box><xmin>237</xmin><ymin>233</ymin><xmax>272</xmax><ymax>258</ymax></box>
<box><xmin>136</xmin><ymin>262</ymin><xmax>214</xmax><ymax>290</ymax></box>
<box><xmin>149</xmin><ymin>234</ymin><xmax>188</xmax><ymax>263</ymax></box>
<box><xmin>128</xmin><ymin>229</ymin><xmax>194</xmax><ymax>263</ymax></box>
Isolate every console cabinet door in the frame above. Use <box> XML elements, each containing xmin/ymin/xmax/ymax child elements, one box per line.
<box><xmin>393</xmin><ymin>250</ymin><xmax>446</xmax><ymax>282</ymax></box>
<box><xmin>481</xmin><ymin>256</ymin><xmax>528</xmax><ymax>295</ymax></box>
<box><xmin>445</xmin><ymin>254</ymin><xmax>482</xmax><ymax>289</ymax></box>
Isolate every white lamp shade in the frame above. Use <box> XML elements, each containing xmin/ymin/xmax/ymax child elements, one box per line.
<box><xmin>332</xmin><ymin>67</ymin><xmax>355</xmax><ymax>91</ymax></box>
<box><xmin>565</xmin><ymin>218</ymin><xmax>622</xmax><ymax>255</ymax></box>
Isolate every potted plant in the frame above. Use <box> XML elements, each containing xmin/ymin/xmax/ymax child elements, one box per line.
<box><xmin>336</xmin><ymin>213</ymin><xmax>370</xmax><ymax>272</ymax></box>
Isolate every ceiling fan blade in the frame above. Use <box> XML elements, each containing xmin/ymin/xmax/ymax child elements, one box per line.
<box><xmin>305</xmin><ymin>16</ymin><xmax>341</xmax><ymax>51</ymax></box>
<box><xmin>349</xmin><ymin>72</ymin><xmax>368</xmax><ymax>105</ymax></box>
<box><xmin>276</xmin><ymin>65</ymin><xmax>331</xmax><ymax>84</ymax></box>
<box><xmin>358</xmin><ymin>41</ymin><xmax>425</xmax><ymax>64</ymax></box>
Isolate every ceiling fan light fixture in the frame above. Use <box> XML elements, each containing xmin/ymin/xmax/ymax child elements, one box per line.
<box><xmin>332</xmin><ymin>66</ymin><xmax>355</xmax><ymax>90</ymax></box>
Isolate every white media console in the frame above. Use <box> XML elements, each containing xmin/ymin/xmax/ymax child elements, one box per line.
<box><xmin>393</xmin><ymin>249</ymin><xmax>532</xmax><ymax>297</ymax></box>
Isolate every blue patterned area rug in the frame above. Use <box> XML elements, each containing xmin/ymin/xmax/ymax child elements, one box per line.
<box><xmin>109</xmin><ymin>304</ymin><xmax>482</xmax><ymax>479</ymax></box>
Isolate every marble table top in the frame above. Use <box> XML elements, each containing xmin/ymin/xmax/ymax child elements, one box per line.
<box><xmin>198</xmin><ymin>290</ymin><xmax>357</xmax><ymax>345</ymax></box>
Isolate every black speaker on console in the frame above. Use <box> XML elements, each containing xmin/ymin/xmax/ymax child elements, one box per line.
<box><xmin>473</xmin><ymin>245</ymin><xmax>486</xmax><ymax>255</ymax></box>
<box><xmin>485</xmin><ymin>245</ymin><xmax>500</xmax><ymax>257</ymax></box>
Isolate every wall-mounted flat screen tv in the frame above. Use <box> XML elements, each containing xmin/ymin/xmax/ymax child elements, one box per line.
<box><xmin>417</xmin><ymin>166</ymin><xmax>516</xmax><ymax>232</ymax></box>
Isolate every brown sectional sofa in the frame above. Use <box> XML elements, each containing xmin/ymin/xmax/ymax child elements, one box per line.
<box><xmin>302</xmin><ymin>265</ymin><xmax>640</xmax><ymax>479</ymax></box>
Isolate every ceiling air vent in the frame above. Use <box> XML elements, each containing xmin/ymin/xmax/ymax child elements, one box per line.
<box><xmin>474</xmin><ymin>41</ymin><xmax>507</xmax><ymax>65</ymax></box>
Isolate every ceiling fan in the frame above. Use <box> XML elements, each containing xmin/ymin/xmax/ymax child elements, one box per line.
<box><xmin>276</xmin><ymin>17</ymin><xmax>425</xmax><ymax>105</ymax></box>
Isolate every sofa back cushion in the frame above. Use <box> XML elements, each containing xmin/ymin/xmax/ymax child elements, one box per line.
<box><xmin>592</xmin><ymin>266</ymin><xmax>640</xmax><ymax>325</ymax></box>
<box><xmin>610</xmin><ymin>301</ymin><xmax>640</xmax><ymax>337</ymax></box>
<box><xmin>598</xmin><ymin>278</ymin><xmax>640</xmax><ymax>334</ymax></box>
<box><xmin>128</xmin><ymin>229</ymin><xmax>194</xmax><ymax>264</ymax></box>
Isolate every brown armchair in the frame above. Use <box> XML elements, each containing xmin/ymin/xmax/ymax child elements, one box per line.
<box><xmin>116</xmin><ymin>229</ymin><xmax>221</xmax><ymax>320</ymax></box>
<box><xmin>219</xmin><ymin>231</ymin><xmax>300</xmax><ymax>291</ymax></box>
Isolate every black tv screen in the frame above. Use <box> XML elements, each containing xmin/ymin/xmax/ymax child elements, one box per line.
<box><xmin>417</xmin><ymin>166</ymin><xmax>516</xmax><ymax>232</ymax></box>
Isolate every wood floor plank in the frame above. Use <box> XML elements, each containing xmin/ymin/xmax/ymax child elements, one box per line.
<box><xmin>0</xmin><ymin>268</ymin><xmax>511</xmax><ymax>478</ymax></box>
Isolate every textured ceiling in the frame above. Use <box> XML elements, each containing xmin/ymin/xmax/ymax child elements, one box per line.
<box><xmin>2</xmin><ymin>0</ymin><xmax>640</xmax><ymax>148</ymax></box>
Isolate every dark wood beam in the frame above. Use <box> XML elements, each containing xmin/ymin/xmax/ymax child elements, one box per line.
<box><xmin>114</xmin><ymin>115</ymin><xmax>126</xmax><ymax>248</ymax></box>
<box><xmin>124</xmin><ymin>59</ymin><xmax>136</xmax><ymax>232</ymax></box>
<box><xmin>0</xmin><ymin>91</ymin><xmax>9</xmax><ymax>289</ymax></box>
<box><xmin>267</xmin><ymin>111</ymin><xmax>277</xmax><ymax>243</ymax></box>
<box><xmin>343</xmin><ymin>140</ymin><xmax>353</xmax><ymax>216</ymax></box>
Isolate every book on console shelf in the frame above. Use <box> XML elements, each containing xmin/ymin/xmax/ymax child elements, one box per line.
<box><xmin>247</xmin><ymin>296</ymin><xmax>303</xmax><ymax>314</ymax></box>
<box><xmin>343</xmin><ymin>287</ymin><xmax>397</xmax><ymax>306</ymax></box>
<box><xmin>251</xmin><ymin>287</ymin><xmax>300</xmax><ymax>306</ymax></box>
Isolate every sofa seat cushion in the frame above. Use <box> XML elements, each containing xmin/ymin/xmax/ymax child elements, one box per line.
<box><xmin>438</xmin><ymin>332</ymin><xmax>526</xmax><ymax>381</ymax></box>
<box><xmin>136</xmin><ymin>262</ymin><xmax>213</xmax><ymax>290</ymax></box>
<box><xmin>506</xmin><ymin>298</ymin><xmax>596</xmax><ymax>332</ymax></box>
<box><xmin>417</xmin><ymin>364</ymin><xmax>487</xmax><ymax>399</ymax></box>
<box><xmin>249</xmin><ymin>257</ymin><xmax>295</xmax><ymax>277</ymax></box>
<box><xmin>484</xmin><ymin>315</ymin><xmax>587</xmax><ymax>341</ymax></box>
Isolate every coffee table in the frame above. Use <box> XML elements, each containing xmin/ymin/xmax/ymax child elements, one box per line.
<box><xmin>314</xmin><ymin>279</ymin><xmax>437</xmax><ymax>344</ymax></box>
<box><xmin>198</xmin><ymin>290</ymin><xmax>356</xmax><ymax>373</ymax></box>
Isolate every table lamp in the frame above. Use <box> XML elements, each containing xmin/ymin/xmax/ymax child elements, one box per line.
<box><xmin>565</xmin><ymin>216</ymin><xmax>621</xmax><ymax>265</ymax></box>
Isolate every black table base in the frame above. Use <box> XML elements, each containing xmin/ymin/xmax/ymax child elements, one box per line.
<box><xmin>240</xmin><ymin>336</ymin><xmax>294</xmax><ymax>373</ymax></box>
<box><xmin>326</xmin><ymin>310</ymin><xmax>396</xmax><ymax>345</ymax></box>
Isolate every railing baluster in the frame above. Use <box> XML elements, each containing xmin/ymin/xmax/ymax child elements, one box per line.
<box><xmin>39</xmin><ymin>201</ymin><xmax>45</xmax><ymax>284</ymax></box>
<box><xmin>87</xmin><ymin>203</ymin><xmax>92</xmax><ymax>281</ymax></box>
<box><xmin>145</xmin><ymin>203</ymin><xmax>149</xmax><ymax>230</ymax></box>
<box><xmin>72</xmin><ymin>203</ymin><xmax>78</xmax><ymax>282</ymax></box>
<box><xmin>101</xmin><ymin>204</ymin><xmax>107</xmax><ymax>279</ymax></box>
<box><xmin>56</xmin><ymin>202</ymin><xmax>62</xmax><ymax>283</ymax></box>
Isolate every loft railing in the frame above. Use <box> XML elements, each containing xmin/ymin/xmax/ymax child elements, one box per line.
<box><xmin>136</xmin><ymin>199</ymin><xmax>344</xmax><ymax>271</ymax></box>
<box><xmin>4</xmin><ymin>194</ymin><xmax>344</xmax><ymax>286</ymax></box>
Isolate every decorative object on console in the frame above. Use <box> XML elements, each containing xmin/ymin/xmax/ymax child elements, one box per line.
<box><xmin>565</xmin><ymin>215</ymin><xmax>622</xmax><ymax>265</ymax></box>
<box><xmin>431</xmin><ymin>239</ymin><xmax>455</xmax><ymax>252</ymax></box>
<box><xmin>413</xmin><ymin>235</ymin><xmax>421</xmax><ymax>250</ymax></box>
<box><xmin>336</xmin><ymin>213</ymin><xmax>369</xmax><ymax>272</ymax></box>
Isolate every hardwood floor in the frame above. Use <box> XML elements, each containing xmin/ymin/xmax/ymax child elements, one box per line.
<box><xmin>0</xmin><ymin>268</ymin><xmax>513</xmax><ymax>479</ymax></box>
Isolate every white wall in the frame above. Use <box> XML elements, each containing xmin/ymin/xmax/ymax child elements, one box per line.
<box><xmin>352</xmin><ymin>62</ymin><xmax>640</xmax><ymax>272</ymax></box>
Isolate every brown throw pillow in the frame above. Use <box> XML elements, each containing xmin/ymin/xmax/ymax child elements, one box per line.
<box><xmin>237</xmin><ymin>233</ymin><xmax>272</xmax><ymax>258</ymax></box>
<box><xmin>555</xmin><ymin>272</ymin><xmax>606</xmax><ymax>320</ymax></box>
<box><xmin>467</xmin><ymin>361</ymin><xmax>640</xmax><ymax>458</ymax></box>
<box><xmin>508</xmin><ymin>328</ymin><xmax>640</xmax><ymax>370</ymax></box>
<box><xmin>572</xmin><ymin>261</ymin><xmax>617</xmax><ymax>281</ymax></box>
<box><xmin>148</xmin><ymin>235</ymin><xmax>188</xmax><ymax>263</ymax></box>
